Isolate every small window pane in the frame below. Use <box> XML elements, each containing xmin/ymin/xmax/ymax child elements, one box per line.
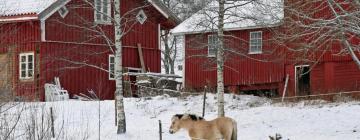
<box><xmin>28</xmin><ymin>55</ymin><xmax>33</xmax><ymax>62</ymax></box>
<box><xmin>21</xmin><ymin>56</ymin><xmax>26</xmax><ymax>62</ymax></box>
<box><xmin>21</xmin><ymin>63</ymin><xmax>26</xmax><ymax>70</ymax></box>
<box><xmin>21</xmin><ymin>71</ymin><xmax>26</xmax><ymax>78</ymax></box>
<box><xmin>28</xmin><ymin>63</ymin><xmax>33</xmax><ymax>70</ymax></box>
<box><xmin>28</xmin><ymin>70</ymin><xmax>33</xmax><ymax>77</ymax></box>
<box><xmin>102</xmin><ymin>0</ymin><xmax>108</xmax><ymax>21</ymax></box>
<box><xmin>110</xmin><ymin>57</ymin><xmax>114</xmax><ymax>63</ymax></box>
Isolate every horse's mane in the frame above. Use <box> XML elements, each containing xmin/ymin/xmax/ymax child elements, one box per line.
<box><xmin>174</xmin><ymin>114</ymin><xmax>204</xmax><ymax>121</ymax></box>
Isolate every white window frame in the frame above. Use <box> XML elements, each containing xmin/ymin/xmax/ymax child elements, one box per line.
<box><xmin>94</xmin><ymin>0</ymin><xmax>112</xmax><ymax>24</ymax></box>
<box><xmin>136</xmin><ymin>9</ymin><xmax>148</xmax><ymax>24</ymax></box>
<box><xmin>109</xmin><ymin>54</ymin><xmax>115</xmax><ymax>80</ymax></box>
<box><xmin>19</xmin><ymin>52</ymin><xmax>35</xmax><ymax>80</ymax></box>
<box><xmin>249</xmin><ymin>31</ymin><xmax>263</xmax><ymax>54</ymax></box>
<box><xmin>208</xmin><ymin>35</ymin><xmax>218</xmax><ymax>57</ymax></box>
<box><xmin>58</xmin><ymin>6</ymin><xmax>69</xmax><ymax>18</ymax></box>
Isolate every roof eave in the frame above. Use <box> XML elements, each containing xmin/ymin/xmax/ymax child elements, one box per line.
<box><xmin>38</xmin><ymin>0</ymin><xmax>71</xmax><ymax>21</ymax></box>
<box><xmin>148</xmin><ymin>0</ymin><xmax>181</xmax><ymax>25</ymax></box>
<box><xmin>172</xmin><ymin>22</ymin><xmax>283</xmax><ymax>36</ymax></box>
<box><xmin>0</xmin><ymin>15</ymin><xmax>38</xmax><ymax>23</ymax></box>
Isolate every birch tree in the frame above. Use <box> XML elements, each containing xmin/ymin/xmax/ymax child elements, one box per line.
<box><xmin>113</xmin><ymin>0</ymin><xmax>126</xmax><ymax>134</ymax></box>
<box><xmin>172</xmin><ymin>0</ymin><xmax>282</xmax><ymax>117</ymax></box>
<box><xmin>216</xmin><ymin>0</ymin><xmax>226</xmax><ymax>117</ymax></box>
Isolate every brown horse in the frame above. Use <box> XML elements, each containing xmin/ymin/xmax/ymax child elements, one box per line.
<box><xmin>169</xmin><ymin>114</ymin><xmax>237</xmax><ymax>140</ymax></box>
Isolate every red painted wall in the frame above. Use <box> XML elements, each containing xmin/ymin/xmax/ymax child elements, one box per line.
<box><xmin>184</xmin><ymin>29</ymin><xmax>285</xmax><ymax>91</ymax></box>
<box><xmin>0</xmin><ymin>21</ymin><xmax>41</xmax><ymax>100</ymax></box>
<box><xmin>0</xmin><ymin>0</ymin><xmax>168</xmax><ymax>100</ymax></box>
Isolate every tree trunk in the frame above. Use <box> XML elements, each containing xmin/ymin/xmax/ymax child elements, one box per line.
<box><xmin>114</xmin><ymin>0</ymin><xmax>126</xmax><ymax>134</ymax></box>
<box><xmin>216</xmin><ymin>0</ymin><xmax>225</xmax><ymax>117</ymax></box>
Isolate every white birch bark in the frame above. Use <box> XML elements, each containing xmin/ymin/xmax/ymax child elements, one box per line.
<box><xmin>216</xmin><ymin>0</ymin><xmax>225</xmax><ymax>117</ymax></box>
<box><xmin>114</xmin><ymin>0</ymin><xmax>126</xmax><ymax>134</ymax></box>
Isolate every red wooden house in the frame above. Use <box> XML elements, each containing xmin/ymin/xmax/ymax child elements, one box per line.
<box><xmin>172</xmin><ymin>0</ymin><xmax>360</xmax><ymax>98</ymax></box>
<box><xmin>0</xmin><ymin>0</ymin><xmax>179</xmax><ymax>100</ymax></box>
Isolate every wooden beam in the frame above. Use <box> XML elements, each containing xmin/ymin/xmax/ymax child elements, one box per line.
<box><xmin>137</xmin><ymin>43</ymin><xmax>146</xmax><ymax>73</ymax></box>
<box><xmin>282</xmin><ymin>74</ymin><xmax>290</xmax><ymax>102</ymax></box>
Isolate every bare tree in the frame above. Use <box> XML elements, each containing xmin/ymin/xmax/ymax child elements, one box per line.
<box><xmin>172</xmin><ymin>0</ymin><xmax>282</xmax><ymax>117</ymax></box>
<box><xmin>275</xmin><ymin>0</ymin><xmax>360</xmax><ymax>68</ymax></box>
<box><xmin>160</xmin><ymin>0</ymin><xmax>209</xmax><ymax>74</ymax></box>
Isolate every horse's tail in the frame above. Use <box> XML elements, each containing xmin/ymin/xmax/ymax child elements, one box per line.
<box><xmin>231</xmin><ymin>119</ymin><xmax>237</xmax><ymax>140</ymax></box>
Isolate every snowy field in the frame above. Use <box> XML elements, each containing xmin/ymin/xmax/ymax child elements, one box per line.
<box><xmin>1</xmin><ymin>94</ymin><xmax>360</xmax><ymax>140</ymax></box>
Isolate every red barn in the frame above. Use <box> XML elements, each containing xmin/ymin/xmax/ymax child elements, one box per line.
<box><xmin>172</xmin><ymin>0</ymin><xmax>360</xmax><ymax>98</ymax></box>
<box><xmin>0</xmin><ymin>0</ymin><xmax>179</xmax><ymax>100</ymax></box>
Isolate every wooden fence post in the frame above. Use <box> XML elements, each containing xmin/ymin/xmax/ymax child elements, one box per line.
<box><xmin>159</xmin><ymin>120</ymin><xmax>162</xmax><ymax>140</ymax></box>
<box><xmin>50</xmin><ymin>107</ymin><xmax>55</xmax><ymax>138</ymax></box>
<box><xmin>202</xmin><ymin>86</ymin><xmax>207</xmax><ymax>117</ymax></box>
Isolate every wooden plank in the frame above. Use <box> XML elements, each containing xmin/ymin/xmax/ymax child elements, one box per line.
<box><xmin>282</xmin><ymin>74</ymin><xmax>290</xmax><ymax>102</ymax></box>
<box><xmin>137</xmin><ymin>43</ymin><xmax>146</xmax><ymax>73</ymax></box>
<box><xmin>0</xmin><ymin>54</ymin><xmax>8</xmax><ymax>90</ymax></box>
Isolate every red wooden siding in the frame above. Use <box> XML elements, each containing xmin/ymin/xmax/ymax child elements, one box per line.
<box><xmin>185</xmin><ymin>29</ymin><xmax>285</xmax><ymax>90</ymax></box>
<box><xmin>0</xmin><ymin>0</ymin><xmax>166</xmax><ymax>100</ymax></box>
<box><xmin>0</xmin><ymin>21</ymin><xmax>41</xmax><ymax>100</ymax></box>
<box><xmin>45</xmin><ymin>0</ymin><xmax>163</xmax><ymax>49</ymax></box>
<box><xmin>39</xmin><ymin>42</ymin><xmax>160</xmax><ymax>100</ymax></box>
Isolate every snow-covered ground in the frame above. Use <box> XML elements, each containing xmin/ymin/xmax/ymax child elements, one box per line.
<box><xmin>1</xmin><ymin>94</ymin><xmax>360</xmax><ymax>140</ymax></box>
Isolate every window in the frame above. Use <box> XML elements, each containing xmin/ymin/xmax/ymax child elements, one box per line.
<box><xmin>178</xmin><ymin>65</ymin><xmax>183</xmax><ymax>71</ymax></box>
<box><xmin>249</xmin><ymin>31</ymin><xmax>262</xmax><ymax>54</ymax></box>
<box><xmin>109</xmin><ymin>55</ymin><xmax>115</xmax><ymax>80</ymax></box>
<box><xmin>94</xmin><ymin>0</ymin><xmax>111</xmax><ymax>24</ymax></box>
<box><xmin>58</xmin><ymin>6</ymin><xmax>69</xmax><ymax>18</ymax></box>
<box><xmin>208</xmin><ymin>35</ymin><xmax>218</xmax><ymax>57</ymax></box>
<box><xmin>136</xmin><ymin>10</ymin><xmax>147</xmax><ymax>24</ymax></box>
<box><xmin>19</xmin><ymin>53</ymin><xmax>34</xmax><ymax>80</ymax></box>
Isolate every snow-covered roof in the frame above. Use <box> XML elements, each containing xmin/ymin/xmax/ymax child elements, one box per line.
<box><xmin>0</xmin><ymin>0</ymin><xmax>57</xmax><ymax>17</ymax></box>
<box><xmin>172</xmin><ymin>0</ymin><xmax>284</xmax><ymax>35</ymax></box>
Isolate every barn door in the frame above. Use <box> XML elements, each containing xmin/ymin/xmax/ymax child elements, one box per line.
<box><xmin>0</xmin><ymin>53</ymin><xmax>10</xmax><ymax>93</ymax></box>
<box><xmin>295</xmin><ymin>65</ymin><xmax>310</xmax><ymax>96</ymax></box>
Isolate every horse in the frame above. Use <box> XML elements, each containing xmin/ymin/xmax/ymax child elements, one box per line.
<box><xmin>169</xmin><ymin>114</ymin><xmax>237</xmax><ymax>140</ymax></box>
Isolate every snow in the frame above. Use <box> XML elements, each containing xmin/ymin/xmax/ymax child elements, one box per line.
<box><xmin>171</xmin><ymin>0</ymin><xmax>284</xmax><ymax>35</ymax></box>
<box><xmin>0</xmin><ymin>0</ymin><xmax>57</xmax><ymax>16</ymax></box>
<box><xmin>2</xmin><ymin>94</ymin><xmax>360</xmax><ymax>140</ymax></box>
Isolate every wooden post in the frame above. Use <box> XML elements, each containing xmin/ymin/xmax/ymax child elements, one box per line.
<box><xmin>115</xmin><ymin>100</ymin><xmax>117</xmax><ymax>126</ymax></box>
<box><xmin>50</xmin><ymin>107</ymin><xmax>55</xmax><ymax>138</ymax></box>
<box><xmin>158</xmin><ymin>120</ymin><xmax>162</xmax><ymax>140</ymax></box>
<box><xmin>202</xmin><ymin>86</ymin><xmax>207</xmax><ymax>117</ymax></box>
<box><xmin>282</xmin><ymin>74</ymin><xmax>290</xmax><ymax>102</ymax></box>
<box><xmin>137</xmin><ymin>43</ymin><xmax>146</xmax><ymax>73</ymax></box>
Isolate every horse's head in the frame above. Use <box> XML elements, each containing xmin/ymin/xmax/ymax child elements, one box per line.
<box><xmin>169</xmin><ymin>114</ymin><xmax>183</xmax><ymax>134</ymax></box>
<box><xmin>169</xmin><ymin>114</ymin><xmax>204</xmax><ymax>134</ymax></box>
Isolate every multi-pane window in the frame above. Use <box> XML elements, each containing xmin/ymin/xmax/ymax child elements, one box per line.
<box><xmin>208</xmin><ymin>35</ymin><xmax>218</xmax><ymax>57</ymax></box>
<box><xmin>109</xmin><ymin>55</ymin><xmax>115</xmax><ymax>80</ymax></box>
<box><xmin>94</xmin><ymin>0</ymin><xmax>111</xmax><ymax>24</ymax></box>
<box><xmin>19</xmin><ymin>53</ymin><xmax>34</xmax><ymax>80</ymax></box>
<box><xmin>249</xmin><ymin>31</ymin><xmax>263</xmax><ymax>54</ymax></box>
